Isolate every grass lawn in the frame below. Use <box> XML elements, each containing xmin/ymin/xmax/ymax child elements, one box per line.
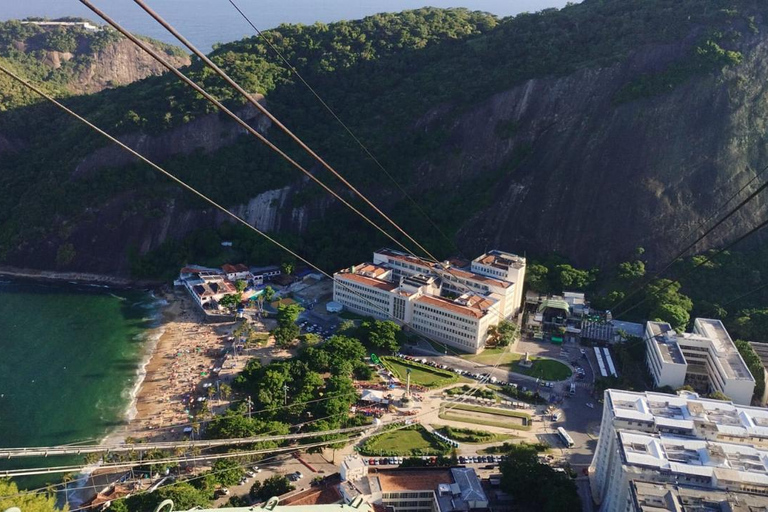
<box><xmin>339</xmin><ymin>310</ymin><xmax>373</xmax><ymax>321</ymax></box>
<box><xmin>425</xmin><ymin>338</ymin><xmax>466</xmax><ymax>356</ymax></box>
<box><xmin>359</xmin><ymin>426</ymin><xmax>449</xmax><ymax>456</ymax></box>
<box><xmin>507</xmin><ymin>354</ymin><xmax>572</xmax><ymax>381</ymax></box>
<box><xmin>432</xmin><ymin>425</ymin><xmax>513</xmax><ymax>444</ymax></box>
<box><xmin>465</xmin><ymin>350</ymin><xmax>572</xmax><ymax>381</ymax></box>
<box><xmin>462</xmin><ymin>347</ymin><xmax>518</xmax><ymax>365</ymax></box>
<box><xmin>439</xmin><ymin>410</ymin><xmax>531</xmax><ymax>431</ymax></box>
<box><xmin>381</xmin><ymin>357</ymin><xmax>459</xmax><ymax>389</ymax></box>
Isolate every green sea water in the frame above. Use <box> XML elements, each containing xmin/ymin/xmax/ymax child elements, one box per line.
<box><xmin>0</xmin><ymin>279</ymin><xmax>160</xmax><ymax>489</ymax></box>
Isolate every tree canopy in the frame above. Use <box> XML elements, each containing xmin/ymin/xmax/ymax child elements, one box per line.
<box><xmin>499</xmin><ymin>444</ymin><xmax>581</xmax><ymax>512</ymax></box>
<box><xmin>0</xmin><ymin>479</ymin><xmax>65</xmax><ymax>512</ymax></box>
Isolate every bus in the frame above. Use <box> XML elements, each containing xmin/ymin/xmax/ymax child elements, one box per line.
<box><xmin>557</xmin><ymin>427</ymin><xmax>575</xmax><ymax>448</ymax></box>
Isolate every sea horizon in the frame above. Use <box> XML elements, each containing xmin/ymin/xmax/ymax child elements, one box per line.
<box><xmin>0</xmin><ymin>0</ymin><xmax>577</xmax><ymax>53</ymax></box>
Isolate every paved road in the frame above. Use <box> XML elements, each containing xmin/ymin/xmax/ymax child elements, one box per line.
<box><xmin>406</xmin><ymin>334</ymin><xmax>601</xmax><ymax>510</ymax></box>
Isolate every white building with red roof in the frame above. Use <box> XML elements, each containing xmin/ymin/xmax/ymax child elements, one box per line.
<box><xmin>333</xmin><ymin>249</ymin><xmax>525</xmax><ymax>353</ymax></box>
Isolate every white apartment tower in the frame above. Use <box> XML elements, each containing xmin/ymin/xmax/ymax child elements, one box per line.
<box><xmin>590</xmin><ymin>389</ymin><xmax>768</xmax><ymax>512</ymax></box>
<box><xmin>333</xmin><ymin>249</ymin><xmax>525</xmax><ymax>354</ymax></box>
<box><xmin>645</xmin><ymin>318</ymin><xmax>755</xmax><ymax>405</ymax></box>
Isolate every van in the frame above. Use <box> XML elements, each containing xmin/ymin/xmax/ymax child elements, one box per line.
<box><xmin>569</xmin><ymin>383</ymin><xmax>577</xmax><ymax>396</ymax></box>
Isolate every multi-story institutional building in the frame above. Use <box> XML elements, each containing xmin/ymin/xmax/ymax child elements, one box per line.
<box><xmin>339</xmin><ymin>456</ymin><xmax>488</xmax><ymax>512</ymax></box>
<box><xmin>645</xmin><ymin>318</ymin><xmax>755</xmax><ymax>405</ymax></box>
<box><xmin>590</xmin><ymin>389</ymin><xmax>768</xmax><ymax>512</ymax></box>
<box><xmin>333</xmin><ymin>249</ymin><xmax>525</xmax><ymax>354</ymax></box>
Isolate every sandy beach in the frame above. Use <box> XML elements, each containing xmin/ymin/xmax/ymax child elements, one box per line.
<box><xmin>117</xmin><ymin>288</ymin><xmax>266</xmax><ymax>443</ymax></box>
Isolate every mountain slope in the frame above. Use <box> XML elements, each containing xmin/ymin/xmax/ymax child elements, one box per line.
<box><xmin>0</xmin><ymin>19</ymin><xmax>190</xmax><ymax>110</ymax></box>
<box><xmin>1</xmin><ymin>2</ymin><xmax>767</xmax><ymax>276</ymax></box>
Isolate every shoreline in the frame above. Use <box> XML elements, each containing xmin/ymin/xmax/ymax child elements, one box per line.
<box><xmin>117</xmin><ymin>288</ymin><xmax>257</xmax><ymax>443</ymax></box>
<box><xmin>0</xmin><ymin>265</ymin><xmax>162</xmax><ymax>288</ymax></box>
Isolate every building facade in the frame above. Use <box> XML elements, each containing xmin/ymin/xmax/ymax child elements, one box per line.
<box><xmin>590</xmin><ymin>389</ymin><xmax>768</xmax><ymax>512</ymax></box>
<box><xmin>645</xmin><ymin>318</ymin><xmax>755</xmax><ymax>405</ymax></box>
<box><xmin>339</xmin><ymin>456</ymin><xmax>488</xmax><ymax>512</ymax></box>
<box><xmin>333</xmin><ymin>249</ymin><xmax>525</xmax><ymax>354</ymax></box>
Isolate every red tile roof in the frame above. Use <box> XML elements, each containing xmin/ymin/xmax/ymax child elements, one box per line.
<box><xmin>375</xmin><ymin>469</ymin><xmax>453</xmax><ymax>491</ymax></box>
<box><xmin>416</xmin><ymin>295</ymin><xmax>490</xmax><ymax>319</ymax></box>
<box><xmin>337</xmin><ymin>272</ymin><xmax>397</xmax><ymax>292</ymax></box>
<box><xmin>222</xmin><ymin>263</ymin><xmax>249</xmax><ymax>274</ymax></box>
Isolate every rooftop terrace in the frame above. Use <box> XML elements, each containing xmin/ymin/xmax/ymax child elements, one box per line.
<box><xmin>606</xmin><ymin>389</ymin><xmax>768</xmax><ymax>438</ymax></box>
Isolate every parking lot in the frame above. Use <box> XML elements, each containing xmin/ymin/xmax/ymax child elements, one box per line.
<box><xmin>363</xmin><ymin>454</ymin><xmax>507</xmax><ymax>467</ymax></box>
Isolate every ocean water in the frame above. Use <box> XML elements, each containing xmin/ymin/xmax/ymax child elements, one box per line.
<box><xmin>0</xmin><ymin>280</ymin><xmax>160</xmax><ymax>489</ymax></box>
<box><xmin>0</xmin><ymin>0</ymin><xmax>577</xmax><ymax>53</ymax></box>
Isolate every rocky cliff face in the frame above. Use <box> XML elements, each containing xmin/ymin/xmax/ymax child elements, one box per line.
<box><xmin>68</xmin><ymin>38</ymin><xmax>190</xmax><ymax>94</ymax></box>
<box><xmin>416</xmin><ymin>37</ymin><xmax>768</xmax><ymax>267</ymax></box>
<box><xmin>5</xmin><ymin>10</ymin><xmax>768</xmax><ymax>276</ymax></box>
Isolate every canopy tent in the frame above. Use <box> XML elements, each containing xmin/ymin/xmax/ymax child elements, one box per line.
<box><xmin>360</xmin><ymin>389</ymin><xmax>387</xmax><ymax>403</ymax></box>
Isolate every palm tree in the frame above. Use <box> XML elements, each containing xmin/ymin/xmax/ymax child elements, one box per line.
<box><xmin>220</xmin><ymin>383</ymin><xmax>232</xmax><ymax>401</ymax></box>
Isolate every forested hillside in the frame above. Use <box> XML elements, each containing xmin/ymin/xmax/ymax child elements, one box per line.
<box><xmin>0</xmin><ymin>18</ymin><xmax>189</xmax><ymax>109</ymax></box>
<box><xmin>1</xmin><ymin>1</ymin><xmax>768</xmax><ymax>280</ymax></box>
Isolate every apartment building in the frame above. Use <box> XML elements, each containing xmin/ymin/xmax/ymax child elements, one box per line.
<box><xmin>333</xmin><ymin>249</ymin><xmax>525</xmax><ymax>353</ymax></box>
<box><xmin>645</xmin><ymin>318</ymin><xmax>755</xmax><ymax>405</ymax></box>
<box><xmin>595</xmin><ymin>430</ymin><xmax>768</xmax><ymax>512</ymax></box>
<box><xmin>339</xmin><ymin>456</ymin><xmax>488</xmax><ymax>512</ymax></box>
<box><xmin>629</xmin><ymin>480</ymin><xmax>768</xmax><ymax>511</ymax></box>
<box><xmin>590</xmin><ymin>389</ymin><xmax>768</xmax><ymax>511</ymax></box>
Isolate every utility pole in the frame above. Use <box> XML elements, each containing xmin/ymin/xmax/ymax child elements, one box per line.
<box><xmin>246</xmin><ymin>396</ymin><xmax>253</xmax><ymax>419</ymax></box>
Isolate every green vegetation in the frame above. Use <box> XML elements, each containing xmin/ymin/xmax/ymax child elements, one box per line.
<box><xmin>0</xmin><ymin>20</ymin><xmax>182</xmax><ymax>111</ymax></box>
<box><xmin>489</xmin><ymin>384</ymin><xmax>547</xmax><ymax>405</ymax></box>
<box><xmin>463</xmin><ymin>347</ymin><xmax>517</xmax><ymax>365</ymax></box>
<box><xmin>110</xmin><ymin>482</ymin><xmax>211</xmax><ymax>512</ymax></box>
<box><xmin>360</xmin><ymin>319</ymin><xmax>404</xmax><ymax>353</ymax></box>
<box><xmin>525</xmin><ymin>256</ymin><xmax>597</xmax><ymax>294</ymax></box>
<box><xmin>481</xmin><ymin>441</ymin><xmax>549</xmax><ymax>454</ymax></box>
<box><xmin>435</xmin><ymin>425</ymin><xmax>511</xmax><ymax>444</ymax></box>
<box><xmin>486</xmin><ymin>320</ymin><xmax>518</xmax><ymax>347</ymax></box>
<box><xmin>0</xmin><ymin>1</ymin><xmax>759</xmax><ymax>275</ymax></box>
<box><xmin>500</xmin><ymin>443</ymin><xmax>581</xmax><ymax>512</ymax></box>
<box><xmin>506</xmin><ymin>354</ymin><xmax>572</xmax><ymax>381</ymax></box>
<box><xmin>250</xmin><ymin>475</ymin><xmax>294</xmax><ymax>502</ymax></box>
<box><xmin>272</xmin><ymin>303</ymin><xmax>304</xmax><ymax>347</ymax></box>
<box><xmin>381</xmin><ymin>356</ymin><xmax>459</xmax><ymax>388</ymax></box>
<box><xmin>0</xmin><ymin>478</ymin><xmax>64</xmax><ymax>512</ymax></box>
<box><xmin>205</xmin><ymin>334</ymin><xmax>371</xmax><ymax>442</ymax></box>
<box><xmin>735</xmin><ymin>340</ymin><xmax>766</xmax><ymax>402</ymax></box>
<box><xmin>359</xmin><ymin>425</ymin><xmax>450</xmax><ymax>456</ymax></box>
<box><xmin>445</xmin><ymin>384</ymin><xmax>497</xmax><ymax>401</ymax></box>
<box><xmin>615</xmin><ymin>38</ymin><xmax>742</xmax><ymax>104</ymax></box>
